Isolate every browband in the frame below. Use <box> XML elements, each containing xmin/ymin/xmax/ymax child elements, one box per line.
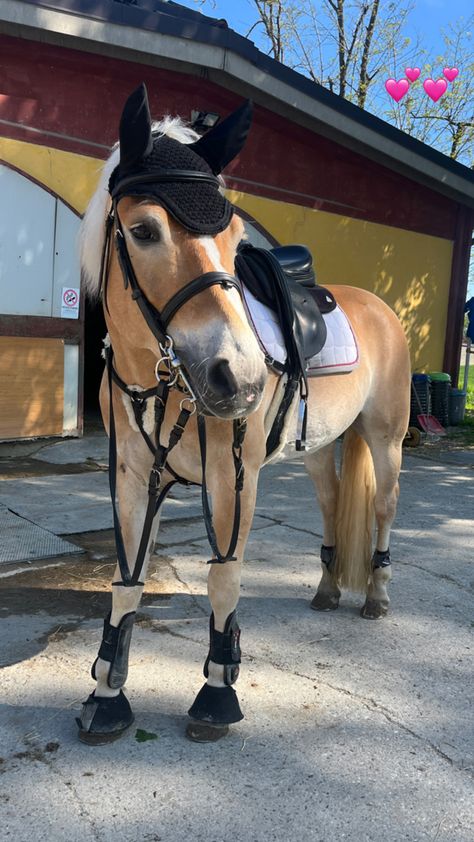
<box><xmin>111</xmin><ymin>169</ymin><xmax>221</xmax><ymax>199</ymax></box>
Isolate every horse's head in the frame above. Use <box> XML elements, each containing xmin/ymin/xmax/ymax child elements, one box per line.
<box><xmin>98</xmin><ymin>84</ymin><xmax>267</xmax><ymax>419</ymax></box>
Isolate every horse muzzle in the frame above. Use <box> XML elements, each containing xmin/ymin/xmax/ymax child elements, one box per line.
<box><xmin>192</xmin><ymin>357</ymin><xmax>267</xmax><ymax>419</ymax></box>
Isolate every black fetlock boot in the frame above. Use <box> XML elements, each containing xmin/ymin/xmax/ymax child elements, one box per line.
<box><xmin>361</xmin><ymin>549</ymin><xmax>392</xmax><ymax>619</ymax></box>
<box><xmin>311</xmin><ymin>545</ymin><xmax>341</xmax><ymax>610</ymax></box>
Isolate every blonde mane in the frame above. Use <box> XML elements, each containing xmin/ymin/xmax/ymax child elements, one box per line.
<box><xmin>79</xmin><ymin>116</ymin><xmax>201</xmax><ymax>299</ymax></box>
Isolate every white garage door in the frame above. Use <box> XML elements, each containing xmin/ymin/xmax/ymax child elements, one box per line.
<box><xmin>0</xmin><ymin>165</ymin><xmax>80</xmax><ymax>317</ymax></box>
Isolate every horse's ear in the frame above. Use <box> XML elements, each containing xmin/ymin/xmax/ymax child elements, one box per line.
<box><xmin>119</xmin><ymin>83</ymin><xmax>153</xmax><ymax>169</ymax></box>
<box><xmin>189</xmin><ymin>100</ymin><xmax>253</xmax><ymax>174</ymax></box>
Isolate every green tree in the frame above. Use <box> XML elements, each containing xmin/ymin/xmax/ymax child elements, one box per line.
<box><xmin>193</xmin><ymin>1</ymin><xmax>473</xmax><ymax>165</ymax></box>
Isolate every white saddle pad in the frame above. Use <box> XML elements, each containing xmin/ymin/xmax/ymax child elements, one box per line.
<box><xmin>243</xmin><ymin>286</ymin><xmax>359</xmax><ymax>376</ymax></box>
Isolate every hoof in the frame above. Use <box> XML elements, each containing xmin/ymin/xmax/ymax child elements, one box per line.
<box><xmin>311</xmin><ymin>591</ymin><xmax>340</xmax><ymax>611</ymax></box>
<box><xmin>360</xmin><ymin>599</ymin><xmax>388</xmax><ymax>620</ymax></box>
<box><xmin>185</xmin><ymin>720</ymin><xmax>229</xmax><ymax>743</ymax></box>
<box><xmin>76</xmin><ymin>690</ymin><xmax>134</xmax><ymax>745</ymax></box>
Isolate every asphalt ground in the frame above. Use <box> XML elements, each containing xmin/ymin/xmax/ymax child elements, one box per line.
<box><xmin>0</xmin><ymin>434</ymin><xmax>472</xmax><ymax>842</ymax></box>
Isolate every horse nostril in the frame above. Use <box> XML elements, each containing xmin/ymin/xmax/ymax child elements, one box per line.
<box><xmin>207</xmin><ymin>358</ymin><xmax>239</xmax><ymax>399</ymax></box>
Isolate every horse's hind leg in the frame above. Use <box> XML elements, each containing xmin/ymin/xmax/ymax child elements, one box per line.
<box><xmin>304</xmin><ymin>443</ymin><xmax>341</xmax><ymax>611</ymax></box>
<box><xmin>359</xmin><ymin>431</ymin><xmax>404</xmax><ymax>620</ymax></box>
<box><xmin>77</xmin><ymin>460</ymin><xmax>167</xmax><ymax>744</ymax></box>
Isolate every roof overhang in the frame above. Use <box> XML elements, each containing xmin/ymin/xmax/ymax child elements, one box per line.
<box><xmin>1</xmin><ymin>0</ymin><xmax>473</xmax><ymax>209</ymax></box>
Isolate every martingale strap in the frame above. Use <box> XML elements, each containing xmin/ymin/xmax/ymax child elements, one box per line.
<box><xmin>198</xmin><ymin>414</ymin><xmax>246</xmax><ymax>564</ymax></box>
<box><xmin>106</xmin><ymin>348</ymin><xmax>193</xmax><ymax>587</ymax></box>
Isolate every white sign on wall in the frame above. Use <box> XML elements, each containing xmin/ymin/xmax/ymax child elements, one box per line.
<box><xmin>61</xmin><ymin>287</ymin><xmax>80</xmax><ymax>319</ymax></box>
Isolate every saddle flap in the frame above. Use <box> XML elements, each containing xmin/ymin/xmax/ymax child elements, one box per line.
<box><xmin>235</xmin><ymin>243</ymin><xmax>327</xmax><ymax>362</ymax></box>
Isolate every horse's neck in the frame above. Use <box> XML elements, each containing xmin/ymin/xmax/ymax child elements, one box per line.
<box><xmin>106</xmin><ymin>327</ymin><xmax>158</xmax><ymax>390</ymax></box>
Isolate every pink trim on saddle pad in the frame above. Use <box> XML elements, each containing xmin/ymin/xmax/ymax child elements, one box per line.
<box><xmin>242</xmin><ymin>286</ymin><xmax>359</xmax><ymax>376</ymax></box>
<box><xmin>307</xmin><ymin>304</ymin><xmax>359</xmax><ymax>375</ymax></box>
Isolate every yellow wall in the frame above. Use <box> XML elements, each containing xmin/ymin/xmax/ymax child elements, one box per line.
<box><xmin>0</xmin><ymin>137</ymin><xmax>453</xmax><ymax>372</ymax></box>
<box><xmin>0</xmin><ymin>137</ymin><xmax>101</xmax><ymax>214</ymax></box>
<box><xmin>227</xmin><ymin>190</ymin><xmax>453</xmax><ymax>372</ymax></box>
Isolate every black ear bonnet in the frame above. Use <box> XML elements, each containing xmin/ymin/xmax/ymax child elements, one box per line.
<box><xmin>109</xmin><ymin>84</ymin><xmax>253</xmax><ymax>235</ymax></box>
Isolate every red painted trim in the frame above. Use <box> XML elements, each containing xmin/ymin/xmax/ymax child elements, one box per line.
<box><xmin>0</xmin><ymin>34</ymin><xmax>459</xmax><ymax>239</ymax></box>
<box><xmin>442</xmin><ymin>207</ymin><xmax>474</xmax><ymax>383</ymax></box>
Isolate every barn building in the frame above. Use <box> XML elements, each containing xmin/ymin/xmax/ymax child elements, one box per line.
<box><xmin>1</xmin><ymin>0</ymin><xmax>473</xmax><ymax>440</ymax></box>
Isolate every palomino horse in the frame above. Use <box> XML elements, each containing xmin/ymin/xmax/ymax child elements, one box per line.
<box><xmin>77</xmin><ymin>84</ymin><xmax>410</xmax><ymax>744</ymax></box>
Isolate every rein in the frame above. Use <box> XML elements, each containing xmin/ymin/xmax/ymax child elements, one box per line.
<box><xmin>100</xmin><ymin>201</ymin><xmax>247</xmax><ymax>587</ymax></box>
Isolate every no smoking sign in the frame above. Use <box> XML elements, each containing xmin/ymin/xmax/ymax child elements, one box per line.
<box><xmin>61</xmin><ymin>286</ymin><xmax>80</xmax><ymax>319</ymax></box>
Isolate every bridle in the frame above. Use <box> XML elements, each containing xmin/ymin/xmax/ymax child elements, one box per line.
<box><xmin>100</xmin><ymin>170</ymin><xmax>248</xmax><ymax>588</ymax></box>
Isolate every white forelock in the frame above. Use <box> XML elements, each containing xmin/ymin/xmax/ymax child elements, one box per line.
<box><xmin>78</xmin><ymin>117</ymin><xmax>201</xmax><ymax>299</ymax></box>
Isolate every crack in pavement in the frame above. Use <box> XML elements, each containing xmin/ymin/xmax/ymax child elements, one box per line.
<box><xmin>138</xmin><ymin>620</ymin><xmax>472</xmax><ymax>778</ymax></box>
<box><xmin>253</xmin><ymin>514</ymin><xmax>323</xmax><ymax>540</ymax></box>
<box><xmin>1</xmin><ymin>734</ymin><xmax>102</xmax><ymax>842</ymax></box>
<box><xmin>395</xmin><ymin>558</ymin><xmax>472</xmax><ymax>593</ymax></box>
<box><xmin>269</xmin><ymin>660</ymin><xmax>473</xmax><ymax>778</ymax></box>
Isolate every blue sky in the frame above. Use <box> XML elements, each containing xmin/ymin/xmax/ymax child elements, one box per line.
<box><xmin>179</xmin><ymin>1</ymin><xmax>473</xmax><ymax>295</ymax></box>
<box><xmin>179</xmin><ymin>0</ymin><xmax>473</xmax><ymax>60</ymax></box>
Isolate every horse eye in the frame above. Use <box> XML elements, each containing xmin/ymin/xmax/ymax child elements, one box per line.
<box><xmin>130</xmin><ymin>224</ymin><xmax>158</xmax><ymax>243</ymax></box>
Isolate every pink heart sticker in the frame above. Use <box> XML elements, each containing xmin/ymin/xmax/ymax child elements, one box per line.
<box><xmin>385</xmin><ymin>78</ymin><xmax>410</xmax><ymax>103</ymax></box>
<box><xmin>443</xmin><ymin>67</ymin><xmax>459</xmax><ymax>82</ymax></box>
<box><xmin>405</xmin><ymin>67</ymin><xmax>420</xmax><ymax>82</ymax></box>
<box><xmin>423</xmin><ymin>78</ymin><xmax>448</xmax><ymax>102</ymax></box>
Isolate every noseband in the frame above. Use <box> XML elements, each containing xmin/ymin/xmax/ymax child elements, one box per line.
<box><xmin>99</xmin><ymin>176</ymin><xmax>248</xmax><ymax>589</ymax></box>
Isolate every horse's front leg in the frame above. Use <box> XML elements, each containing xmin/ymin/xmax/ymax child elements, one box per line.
<box><xmin>77</xmin><ymin>435</ymin><xmax>170</xmax><ymax>745</ymax></box>
<box><xmin>186</xmin><ymin>464</ymin><xmax>259</xmax><ymax>743</ymax></box>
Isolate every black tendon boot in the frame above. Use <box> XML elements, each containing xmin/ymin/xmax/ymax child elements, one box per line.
<box><xmin>76</xmin><ymin>612</ymin><xmax>136</xmax><ymax>744</ymax></box>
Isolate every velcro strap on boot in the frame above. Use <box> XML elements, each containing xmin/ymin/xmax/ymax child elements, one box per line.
<box><xmin>321</xmin><ymin>545</ymin><xmax>336</xmax><ymax>573</ymax></box>
<box><xmin>91</xmin><ymin>611</ymin><xmax>136</xmax><ymax>689</ymax></box>
<box><xmin>373</xmin><ymin>549</ymin><xmax>391</xmax><ymax>569</ymax></box>
<box><xmin>204</xmin><ymin>611</ymin><xmax>241</xmax><ymax>686</ymax></box>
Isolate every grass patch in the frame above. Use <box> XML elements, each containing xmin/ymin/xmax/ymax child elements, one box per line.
<box><xmin>458</xmin><ymin>363</ymin><xmax>474</xmax><ymax>410</ymax></box>
<box><xmin>457</xmin><ymin>410</ymin><xmax>474</xmax><ymax>446</ymax></box>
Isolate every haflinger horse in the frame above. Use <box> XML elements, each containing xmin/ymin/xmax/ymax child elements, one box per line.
<box><xmin>78</xmin><ymin>83</ymin><xmax>410</xmax><ymax>744</ymax></box>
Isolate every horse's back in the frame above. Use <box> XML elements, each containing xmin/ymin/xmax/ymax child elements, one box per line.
<box><xmin>299</xmin><ymin>284</ymin><xmax>410</xmax><ymax>450</ymax></box>
<box><xmin>326</xmin><ymin>283</ymin><xmax>410</xmax><ymax>374</ymax></box>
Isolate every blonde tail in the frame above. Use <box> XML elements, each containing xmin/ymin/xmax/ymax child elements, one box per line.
<box><xmin>333</xmin><ymin>429</ymin><xmax>376</xmax><ymax>593</ymax></box>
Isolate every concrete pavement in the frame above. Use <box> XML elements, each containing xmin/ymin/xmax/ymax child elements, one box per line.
<box><xmin>0</xmin><ymin>435</ymin><xmax>472</xmax><ymax>841</ymax></box>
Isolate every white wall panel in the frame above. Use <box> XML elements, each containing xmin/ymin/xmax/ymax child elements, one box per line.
<box><xmin>0</xmin><ymin>165</ymin><xmax>56</xmax><ymax>316</ymax></box>
<box><xmin>52</xmin><ymin>200</ymin><xmax>81</xmax><ymax>318</ymax></box>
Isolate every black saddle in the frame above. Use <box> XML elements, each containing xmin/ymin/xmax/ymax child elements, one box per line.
<box><xmin>270</xmin><ymin>245</ymin><xmax>337</xmax><ymax>314</ymax></box>
<box><xmin>235</xmin><ymin>243</ymin><xmax>336</xmax><ymax>365</ymax></box>
<box><xmin>235</xmin><ymin>242</ymin><xmax>336</xmax><ymax>454</ymax></box>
